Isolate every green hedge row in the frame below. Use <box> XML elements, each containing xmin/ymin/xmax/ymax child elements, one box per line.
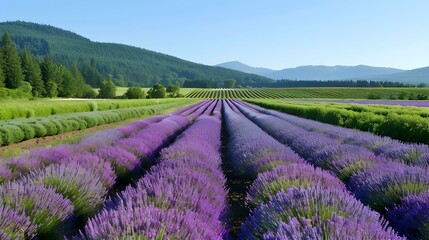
<box><xmin>0</xmin><ymin>99</ymin><xmax>196</xmax><ymax>146</ymax></box>
<box><xmin>0</xmin><ymin>88</ymin><xmax>32</xmax><ymax>100</ymax></box>
<box><xmin>0</xmin><ymin>98</ymin><xmax>181</xmax><ymax>120</ymax></box>
<box><xmin>246</xmin><ymin>99</ymin><xmax>429</xmax><ymax>145</ymax></box>
<box><xmin>289</xmin><ymin>101</ymin><xmax>429</xmax><ymax>118</ymax></box>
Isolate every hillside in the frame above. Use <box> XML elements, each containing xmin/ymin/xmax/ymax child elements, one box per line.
<box><xmin>216</xmin><ymin>61</ymin><xmax>274</xmax><ymax>76</ymax></box>
<box><xmin>356</xmin><ymin>66</ymin><xmax>429</xmax><ymax>84</ymax></box>
<box><xmin>216</xmin><ymin>61</ymin><xmax>405</xmax><ymax>80</ymax></box>
<box><xmin>0</xmin><ymin>21</ymin><xmax>273</xmax><ymax>87</ymax></box>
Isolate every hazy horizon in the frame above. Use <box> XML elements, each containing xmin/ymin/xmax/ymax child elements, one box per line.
<box><xmin>0</xmin><ymin>0</ymin><xmax>428</xmax><ymax>70</ymax></box>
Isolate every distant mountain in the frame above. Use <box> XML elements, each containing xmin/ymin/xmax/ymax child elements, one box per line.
<box><xmin>216</xmin><ymin>61</ymin><xmax>274</xmax><ymax>76</ymax></box>
<box><xmin>269</xmin><ymin>65</ymin><xmax>405</xmax><ymax>81</ymax></box>
<box><xmin>216</xmin><ymin>61</ymin><xmax>405</xmax><ymax>81</ymax></box>
<box><xmin>356</xmin><ymin>66</ymin><xmax>429</xmax><ymax>84</ymax></box>
<box><xmin>0</xmin><ymin>21</ymin><xmax>273</xmax><ymax>87</ymax></box>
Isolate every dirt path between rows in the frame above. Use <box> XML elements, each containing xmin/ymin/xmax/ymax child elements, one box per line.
<box><xmin>0</xmin><ymin>107</ymin><xmax>184</xmax><ymax>157</ymax></box>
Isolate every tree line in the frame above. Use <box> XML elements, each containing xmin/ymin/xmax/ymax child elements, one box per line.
<box><xmin>0</xmin><ymin>32</ymin><xmax>96</xmax><ymax>98</ymax></box>
<box><xmin>251</xmin><ymin>79</ymin><xmax>425</xmax><ymax>88</ymax></box>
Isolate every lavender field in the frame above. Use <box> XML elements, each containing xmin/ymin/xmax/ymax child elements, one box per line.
<box><xmin>1</xmin><ymin>99</ymin><xmax>429</xmax><ymax>239</ymax></box>
<box><xmin>300</xmin><ymin>99</ymin><xmax>429</xmax><ymax>107</ymax></box>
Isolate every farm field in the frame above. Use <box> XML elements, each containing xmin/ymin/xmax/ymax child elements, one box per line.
<box><xmin>0</xmin><ymin>98</ymin><xmax>186</xmax><ymax>120</ymax></box>
<box><xmin>1</xmin><ymin>99</ymin><xmax>429</xmax><ymax>239</ymax></box>
<box><xmin>185</xmin><ymin>87</ymin><xmax>429</xmax><ymax>99</ymax></box>
<box><xmin>0</xmin><ymin>99</ymin><xmax>197</xmax><ymax>146</ymax></box>
<box><xmin>298</xmin><ymin>99</ymin><xmax>429</xmax><ymax>107</ymax></box>
<box><xmin>247</xmin><ymin>99</ymin><xmax>429</xmax><ymax>145</ymax></box>
<box><xmin>93</xmin><ymin>87</ymin><xmax>199</xmax><ymax>97</ymax></box>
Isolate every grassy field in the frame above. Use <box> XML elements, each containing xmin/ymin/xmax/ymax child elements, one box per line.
<box><xmin>0</xmin><ymin>99</ymin><xmax>198</xmax><ymax>146</ymax></box>
<box><xmin>0</xmin><ymin>98</ymin><xmax>186</xmax><ymax>120</ymax></box>
<box><xmin>184</xmin><ymin>87</ymin><xmax>429</xmax><ymax>99</ymax></box>
<box><xmin>93</xmin><ymin>87</ymin><xmax>199</xmax><ymax>97</ymax></box>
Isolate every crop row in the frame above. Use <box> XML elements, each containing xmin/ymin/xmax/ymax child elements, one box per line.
<box><xmin>247</xmin><ymin>99</ymin><xmax>429</xmax><ymax>145</ymax></box>
<box><xmin>79</xmin><ymin>100</ymin><xmax>227</xmax><ymax>238</ymax></box>
<box><xmin>0</xmin><ymin>101</ymin><xmax>210</xmax><ymax>239</ymax></box>
<box><xmin>301</xmin><ymin>99</ymin><xmax>429</xmax><ymax>107</ymax></box>
<box><xmin>223</xmin><ymin>100</ymin><xmax>401</xmax><ymax>239</ymax></box>
<box><xmin>243</xmin><ymin>101</ymin><xmax>429</xmax><ymax>168</ymax></box>
<box><xmin>0</xmin><ymin>99</ymin><xmax>196</xmax><ymax>146</ymax></box>
<box><xmin>185</xmin><ymin>87</ymin><xmax>429</xmax><ymax>99</ymax></box>
<box><xmin>233</xmin><ymin>100</ymin><xmax>429</xmax><ymax>239</ymax></box>
<box><xmin>0</xmin><ymin>98</ymin><xmax>184</xmax><ymax>120</ymax></box>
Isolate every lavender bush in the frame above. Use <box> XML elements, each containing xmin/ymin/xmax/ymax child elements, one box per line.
<box><xmin>0</xmin><ymin>181</ymin><xmax>74</xmax><ymax>237</ymax></box>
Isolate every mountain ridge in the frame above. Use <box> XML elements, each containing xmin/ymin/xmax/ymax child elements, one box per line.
<box><xmin>0</xmin><ymin>21</ymin><xmax>273</xmax><ymax>87</ymax></box>
<box><xmin>216</xmin><ymin>61</ymin><xmax>412</xmax><ymax>81</ymax></box>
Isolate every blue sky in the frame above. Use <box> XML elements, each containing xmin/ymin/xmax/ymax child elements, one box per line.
<box><xmin>0</xmin><ymin>0</ymin><xmax>428</xmax><ymax>70</ymax></box>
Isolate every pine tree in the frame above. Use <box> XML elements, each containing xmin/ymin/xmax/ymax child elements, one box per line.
<box><xmin>1</xmin><ymin>33</ymin><xmax>24</xmax><ymax>89</ymax></box>
<box><xmin>98</xmin><ymin>80</ymin><xmax>116</xmax><ymax>98</ymax></box>
<box><xmin>0</xmin><ymin>51</ymin><xmax>5</xmax><ymax>88</ymax></box>
<box><xmin>70</xmin><ymin>63</ymin><xmax>87</xmax><ymax>97</ymax></box>
<box><xmin>57</xmin><ymin>65</ymin><xmax>76</xmax><ymax>97</ymax></box>
<box><xmin>21</xmin><ymin>48</ymin><xmax>44</xmax><ymax>97</ymax></box>
<box><xmin>41</xmin><ymin>54</ymin><xmax>59</xmax><ymax>97</ymax></box>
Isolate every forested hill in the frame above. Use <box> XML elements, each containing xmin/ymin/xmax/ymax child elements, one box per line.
<box><xmin>0</xmin><ymin>21</ymin><xmax>273</xmax><ymax>87</ymax></box>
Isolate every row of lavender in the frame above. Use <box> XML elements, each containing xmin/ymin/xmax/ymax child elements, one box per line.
<box><xmin>301</xmin><ymin>99</ymin><xmax>429</xmax><ymax>107</ymax></box>
<box><xmin>0</xmin><ymin>101</ymin><xmax>209</xmax><ymax>239</ymax></box>
<box><xmin>234</xmin><ymin>100</ymin><xmax>429</xmax><ymax>239</ymax></box>
<box><xmin>243</xmin><ymin>100</ymin><xmax>429</xmax><ymax>168</ymax></box>
<box><xmin>223</xmin><ymin>100</ymin><xmax>401</xmax><ymax>239</ymax></box>
<box><xmin>77</xmin><ymin>100</ymin><xmax>228</xmax><ymax>238</ymax></box>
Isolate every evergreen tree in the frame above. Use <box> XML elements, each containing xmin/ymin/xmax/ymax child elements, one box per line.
<box><xmin>70</xmin><ymin>63</ymin><xmax>88</xmax><ymax>97</ymax></box>
<box><xmin>82</xmin><ymin>59</ymin><xmax>103</xmax><ymax>87</ymax></box>
<box><xmin>147</xmin><ymin>84</ymin><xmax>166</xmax><ymax>98</ymax></box>
<box><xmin>224</xmin><ymin>79</ymin><xmax>236</xmax><ymax>88</ymax></box>
<box><xmin>166</xmin><ymin>84</ymin><xmax>180</xmax><ymax>97</ymax></box>
<box><xmin>57</xmin><ymin>65</ymin><xmax>76</xmax><ymax>97</ymax></box>
<box><xmin>0</xmin><ymin>51</ymin><xmax>4</xmax><ymax>88</ymax></box>
<box><xmin>21</xmin><ymin>48</ymin><xmax>44</xmax><ymax>96</ymax></box>
<box><xmin>41</xmin><ymin>54</ymin><xmax>60</xmax><ymax>97</ymax></box>
<box><xmin>98</xmin><ymin>80</ymin><xmax>116</xmax><ymax>98</ymax></box>
<box><xmin>1</xmin><ymin>33</ymin><xmax>24</xmax><ymax>89</ymax></box>
<box><xmin>124</xmin><ymin>86</ymin><xmax>145</xmax><ymax>99</ymax></box>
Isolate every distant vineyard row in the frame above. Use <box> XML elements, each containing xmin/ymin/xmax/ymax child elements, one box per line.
<box><xmin>185</xmin><ymin>88</ymin><xmax>429</xmax><ymax>99</ymax></box>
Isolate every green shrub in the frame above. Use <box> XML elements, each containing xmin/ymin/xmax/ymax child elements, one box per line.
<box><xmin>50</xmin><ymin>119</ymin><xmax>65</xmax><ymax>134</ymax></box>
<box><xmin>31</xmin><ymin>123</ymin><xmax>47</xmax><ymax>137</ymax></box>
<box><xmin>16</xmin><ymin>124</ymin><xmax>36</xmax><ymax>140</ymax></box>
<box><xmin>39</xmin><ymin>120</ymin><xmax>58</xmax><ymax>136</ymax></box>
<box><xmin>88</xmin><ymin>102</ymin><xmax>97</xmax><ymax>111</ymax></box>
<box><xmin>6</xmin><ymin>125</ymin><xmax>25</xmax><ymax>143</ymax></box>
<box><xmin>0</xmin><ymin>126</ymin><xmax>14</xmax><ymax>146</ymax></box>
<box><xmin>68</xmin><ymin>120</ymin><xmax>80</xmax><ymax>130</ymax></box>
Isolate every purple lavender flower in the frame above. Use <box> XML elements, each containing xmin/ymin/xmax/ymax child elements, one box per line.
<box><xmin>247</xmin><ymin>164</ymin><xmax>346</xmax><ymax>208</ymax></box>
<box><xmin>113</xmin><ymin>137</ymin><xmax>152</xmax><ymax>159</ymax></box>
<box><xmin>263</xmin><ymin>216</ymin><xmax>403</xmax><ymax>240</ymax></box>
<box><xmin>24</xmin><ymin>164</ymin><xmax>107</xmax><ymax>217</ymax></box>
<box><xmin>64</xmin><ymin>152</ymin><xmax>116</xmax><ymax>188</ymax></box>
<box><xmin>0</xmin><ymin>163</ymin><xmax>13</xmax><ymax>183</ymax></box>
<box><xmin>349</xmin><ymin>162</ymin><xmax>429</xmax><ymax>212</ymax></box>
<box><xmin>240</xmin><ymin>186</ymin><xmax>384</xmax><ymax>239</ymax></box>
<box><xmin>311</xmin><ymin>144</ymin><xmax>384</xmax><ymax>181</ymax></box>
<box><xmin>28</xmin><ymin>144</ymin><xmax>79</xmax><ymax>165</ymax></box>
<box><xmin>224</xmin><ymin>103</ymin><xmax>304</xmax><ymax>177</ymax></box>
<box><xmin>94</xmin><ymin>146</ymin><xmax>140</xmax><ymax>177</ymax></box>
<box><xmin>0</xmin><ymin>204</ymin><xmax>35</xmax><ymax>239</ymax></box>
<box><xmin>80</xmin><ymin>206</ymin><xmax>222</xmax><ymax>239</ymax></box>
<box><xmin>386</xmin><ymin>190</ymin><xmax>429</xmax><ymax>239</ymax></box>
<box><xmin>376</xmin><ymin>142</ymin><xmax>429</xmax><ymax>167</ymax></box>
<box><xmin>0</xmin><ymin>181</ymin><xmax>74</xmax><ymax>236</ymax></box>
